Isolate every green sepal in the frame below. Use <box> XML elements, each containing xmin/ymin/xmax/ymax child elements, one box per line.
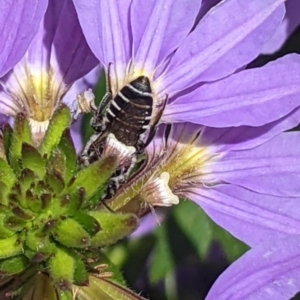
<box><xmin>0</xmin><ymin>255</ymin><xmax>29</xmax><ymax>276</ymax></box>
<box><xmin>4</xmin><ymin>214</ymin><xmax>27</xmax><ymax>231</ymax></box>
<box><xmin>89</xmin><ymin>212</ymin><xmax>138</xmax><ymax>247</ymax></box>
<box><xmin>52</xmin><ymin>218</ymin><xmax>91</xmax><ymax>248</ymax></box>
<box><xmin>9</xmin><ymin>113</ymin><xmax>32</xmax><ymax>172</ymax></box>
<box><xmin>21</xmin><ymin>143</ymin><xmax>45</xmax><ymax>178</ymax></box>
<box><xmin>11</xmin><ymin>205</ymin><xmax>34</xmax><ymax>221</ymax></box>
<box><xmin>25</xmin><ymin>189</ymin><xmax>43</xmax><ymax>213</ymax></box>
<box><xmin>0</xmin><ymin>158</ymin><xmax>16</xmax><ymax>190</ymax></box>
<box><xmin>39</xmin><ymin>104</ymin><xmax>71</xmax><ymax>156</ymax></box>
<box><xmin>18</xmin><ymin>168</ymin><xmax>36</xmax><ymax>190</ymax></box>
<box><xmin>71</xmin><ymin>253</ymin><xmax>89</xmax><ymax>286</ymax></box>
<box><xmin>2</xmin><ymin>123</ymin><xmax>13</xmax><ymax>160</ymax></box>
<box><xmin>58</xmin><ymin>129</ymin><xmax>77</xmax><ymax>183</ymax></box>
<box><xmin>79</xmin><ymin>276</ymin><xmax>147</xmax><ymax>300</ymax></box>
<box><xmin>47</xmin><ymin>148</ymin><xmax>65</xmax><ymax>176</ymax></box>
<box><xmin>73</xmin><ymin>212</ymin><xmax>101</xmax><ymax>237</ymax></box>
<box><xmin>66</xmin><ymin>155</ymin><xmax>118</xmax><ymax>209</ymax></box>
<box><xmin>0</xmin><ymin>181</ymin><xmax>9</xmax><ymax>206</ymax></box>
<box><xmin>48</xmin><ymin>246</ymin><xmax>75</xmax><ymax>291</ymax></box>
<box><xmin>25</xmin><ymin>230</ymin><xmax>56</xmax><ymax>260</ymax></box>
<box><xmin>0</xmin><ymin>234</ymin><xmax>23</xmax><ymax>259</ymax></box>
<box><xmin>56</xmin><ymin>290</ymin><xmax>73</xmax><ymax>300</ymax></box>
<box><xmin>44</xmin><ymin>169</ymin><xmax>65</xmax><ymax>194</ymax></box>
<box><xmin>0</xmin><ymin>212</ymin><xmax>15</xmax><ymax>238</ymax></box>
<box><xmin>61</xmin><ymin>188</ymin><xmax>85</xmax><ymax>214</ymax></box>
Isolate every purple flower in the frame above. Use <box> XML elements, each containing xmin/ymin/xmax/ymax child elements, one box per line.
<box><xmin>0</xmin><ymin>0</ymin><xmax>99</xmax><ymax>145</ymax></box>
<box><xmin>206</xmin><ymin>234</ymin><xmax>300</xmax><ymax>300</ymax></box>
<box><xmin>73</xmin><ymin>0</ymin><xmax>300</xmax><ymax>128</ymax></box>
<box><xmin>262</xmin><ymin>0</ymin><xmax>300</xmax><ymax>54</ymax></box>
<box><xmin>111</xmin><ymin>117</ymin><xmax>300</xmax><ymax>247</ymax></box>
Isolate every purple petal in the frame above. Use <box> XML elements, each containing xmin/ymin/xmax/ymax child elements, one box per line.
<box><xmin>262</xmin><ymin>0</ymin><xmax>300</xmax><ymax>54</ymax></box>
<box><xmin>195</xmin><ymin>107</ymin><xmax>300</xmax><ymax>153</ymax></box>
<box><xmin>191</xmin><ymin>185</ymin><xmax>300</xmax><ymax>247</ymax></box>
<box><xmin>209</xmin><ymin>132</ymin><xmax>300</xmax><ymax>197</ymax></box>
<box><xmin>164</xmin><ymin>54</ymin><xmax>300</xmax><ymax>127</ymax></box>
<box><xmin>73</xmin><ymin>0</ymin><xmax>131</xmax><ymax>83</ymax></box>
<box><xmin>131</xmin><ymin>0</ymin><xmax>201</xmax><ymax>73</ymax></box>
<box><xmin>206</xmin><ymin>235</ymin><xmax>300</xmax><ymax>300</ymax></box>
<box><xmin>160</xmin><ymin>0</ymin><xmax>285</xmax><ymax>95</ymax></box>
<box><xmin>47</xmin><ymin>0</ymin><xmax>98</xmax><ymax>84</ymax></box>
<box><xmin>0</xmin><ymin>0</ymin><xmax>48</xmax><ymax>77</ymax></box>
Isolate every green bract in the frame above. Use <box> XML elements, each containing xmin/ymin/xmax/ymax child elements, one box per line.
<box><xmin>0</xmin><ymin>105</ymin><xmax>139</xmax><ymax>299</ymax></box>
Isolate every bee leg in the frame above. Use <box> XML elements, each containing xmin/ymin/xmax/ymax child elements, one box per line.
<box><xmin>142</xmin><ymin>94</ymin><xmax>169</xmax><ymax>149</ymax></box>
<box><xmin>90</xmin><ymin>92</ymin><xmax>112</xmax><ymax>132</ymax></box>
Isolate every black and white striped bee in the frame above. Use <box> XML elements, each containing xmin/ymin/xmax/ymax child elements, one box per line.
<box><xmin>91</xmin><ymin>73</ymin><xmax>167</xmax><ymax>153</ymax></box>
<box><xmin>80</xmin><ymin>66</ymin><xmax>167</xmax><ymax>198</ymax></box>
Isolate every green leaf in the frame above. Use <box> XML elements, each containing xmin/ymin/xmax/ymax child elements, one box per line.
<box><xmin>149</xmin><ymin>224</ymin><xmax>175</xmax><ymax>284</ymax></box>
<box><xmin>21</xmin><ymin>143</ymin><xmax>45</xmax><ymax>178</ymax></box>
<box><xmin>48</xmin><ymin>247</ymin><xmax>75</xmax><ymax>290</ymax></box>
<box><xmin>0</xmin><ymin>255</ymin><xmax>29</xmax><ymax>275</ymax></box>
<box><xmin>39</xmin><ymin>104</ymin><xmax>71</xmax><ymax>156</ymax></box>
<box><xmin>9</xmin><ymin>113</ymin><xmax>32</xmax><ymax>172</ymax></box>
<box><xmin>89</xmin><ymin>212</ymin><xmax>138</xmax><ymax>247</ymax></box>
<box><xmin>52</xmin><ymin>218</ymin><xmax>91</xmax><ymax>248</ymax></box>
<box><xmin>213</xmin><ymin>223</ymin><xmax>249</xmax><ymax>262</ymax></box>
<box><xmin>172</xmin><ymin>200</ymin><xmax>213</xmax><ymax>258</ymax></box>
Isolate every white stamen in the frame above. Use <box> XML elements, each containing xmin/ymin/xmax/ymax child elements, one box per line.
<box><xmin>74</xmin><ymin>88</ymin><xmax>96</xmax><ymax>119</ymax></box>
<box><xmin>141</xmin><ymin>172</ymin><xmax>179</xmax><ymax>207</ymax></box>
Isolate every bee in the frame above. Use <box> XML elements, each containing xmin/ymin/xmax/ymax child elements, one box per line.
<box><xmin>91</xmin><ymin>69</ymin><xmax>167</xmax><ymax>153</ymax></box>
<box><xmin>80</xmin><ymin>65</ymin><xmax>167</xmax><ymax>198</ymax></box>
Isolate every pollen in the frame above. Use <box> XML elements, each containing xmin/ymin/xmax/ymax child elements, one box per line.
<box><xmin>21</xmin><ymin>68</ymin><xmax>64</xmax><ymax>125</ymax></box>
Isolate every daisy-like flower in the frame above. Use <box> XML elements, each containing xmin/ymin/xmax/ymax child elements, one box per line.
<box><xmin>108</xmin><ymin>115</ymin><xmax>300</xmax><ymax>247</ymax></box>
<box><xmin>73</xmin><ymin>0</ymin><xmax>300</xmax><ymax>130</ymax></box>
<box><xmin>206</xmin><ymin>233</ymin><xmax>300</xmax><ymax>300</ymax></box>
<box><xmin>0</xmin><ymin>0</ymin><xmax>99</xmax><ymax>145</ymax></box>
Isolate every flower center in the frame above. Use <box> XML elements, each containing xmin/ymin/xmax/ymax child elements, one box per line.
<box><xmin>16</xmin><ymin>67</ymin><xmax>65</xmax><ymax>123</ymax></box>
<box><xmin>109</xmin><ymin>130</ymin><xmax>219</xmax><ymax>213</ymax></box>
<box><xmin>1</xmin><ymin>63</ymin><xmax>67</xmax><ymax>139</ymax></box>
